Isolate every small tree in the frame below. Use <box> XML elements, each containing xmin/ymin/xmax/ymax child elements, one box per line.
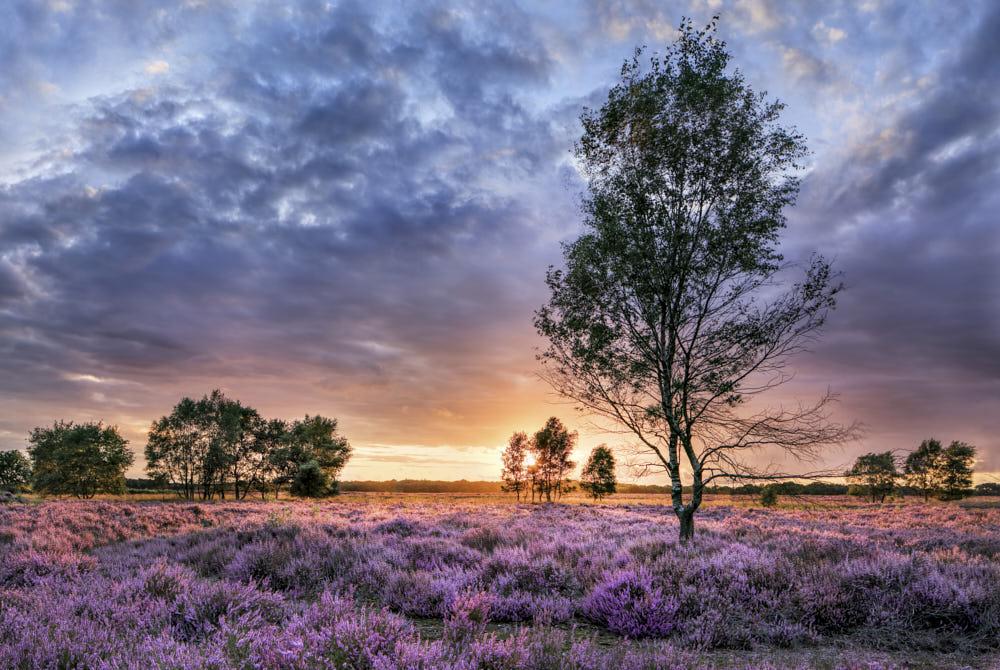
<box><xmin>581</xmin><ymin>445</ymin><xmax>617</xmax><ymax>500</ymax></box>
<box><xmin>938</xmin><ymin>441</ymin><xmax>975</xmax><ymax>500</ymax></box>
<box><xmin>759</xmin><ymin>485</ymin><xmax>779</xmax><ymax>507</ymax></box>
<box><xmin>0</xmin><ymin>450</ymin><xmax>32</xmax><ymax>493</ymax></box>
<box><xmin>846</xmin><ymin>452</ymin><xmax>898</xmax><ymax>503</ymax></box>
<box><xmin>531</xmin><ymin>417</ymin><xmax>576</xmax><ymax>502</ymax></box>
<box><xmin>903</xmin><ymin>439</ymin><xmax>943</xmax><ymax>501</ymax></box>
<box><xmin>286</xmin><ymin>415</ymin><xmax>352</xmax><ymax>494</ymax></box>
<box><xmin>500</xmin><ymin>431</ymin><xmax>530</xmax><ymax>501</ymax></box>
<box><xmin>28</xmin><ymin>421</ymin><xmax>134</xmax><ymax>498</ymax></box>
<box><xmin>290</xmin><ymin>460</ymin><xmax>329</xmax><ymax>497</ymax></box>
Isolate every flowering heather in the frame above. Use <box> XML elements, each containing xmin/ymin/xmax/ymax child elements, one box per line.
<box><xmin>1</xmin><ymin>499</ymin><xmax>998</xmax><ymax>668</ymax></box>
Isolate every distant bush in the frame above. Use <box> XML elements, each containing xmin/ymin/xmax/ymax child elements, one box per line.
<box><xmin>760</xmin><ymin>486</ymin><xmax>779</xmax><ymax>507</ymax></box>
<box><xmin>290</xmin><ymin>460</ymin><xmax>329</xmax><ymax>497</ymax></box>
<box><xmin>975</xmin><ymin>482</ymin><xmax>1000</xmax><ymax>496</ymax></box>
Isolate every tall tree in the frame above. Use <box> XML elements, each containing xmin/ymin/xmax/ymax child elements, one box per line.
<box><xmin>580</xmin><ymin>445</ymin><xmax>617</xmax><ymax>500</ymax></box>
<box><xmin>535</xmin><ymin>18</ymin><xmax>855</xmax><ymax>540</ymax></box>
<box><xmin>845</xmin><ymin>452</ymin><xmax>898</xmax><ymax>503</ymax></box>
<box><xmin>28</xmin><ymin>421</ymin><xmax>133</xmax><ymax>498</ymax></box>
<box><xmin>530</xmin><ymin>417</ymin><xmax>576</xmax><ymax>502</ymax></box>
<box><xmin>146</xmin><ymin>393</ymin><xmax>220</xmax><ymax>500</ymax></box>
<box><xmin>938</xmin><ymin>441</ymin><xmax>975</xmax><ymax>500</ymax></box>
<box><xmin>500</xmin><ymin>431</ymin><xmax>530</xmax><ymax>501</ymax></box>
<box><xmin>904</xmin><ymin>439</ymin><xmax>943</xmax><ymax>501</ymax></box>
<box><xmin>0</xmin><ymin>450</ymin><xmax>32</xmax><ymax>493</ymax></box>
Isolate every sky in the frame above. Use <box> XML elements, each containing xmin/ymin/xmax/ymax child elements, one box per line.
<box><xmin>1</xmin><ymin>0</ymin><xmax>998</xmax><ymax>483</ymax></box>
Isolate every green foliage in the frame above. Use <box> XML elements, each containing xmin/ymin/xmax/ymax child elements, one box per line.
<box><xmin>270</xmin><ymin>415</ymin><xmax>351</xmax><ymax>495</ymax></box>
<box><xmin>759</xmin><ymin>486</ymin><xmax>779</xmax><ymax>507</ymax></box>
<box><xmin>580</xmin><ymin>445</ymin><xmax>617</xmax><ymax>500</ymax></box>
<box><xmin>290</xmin><ymin>460</ymin><xmax>329</xmax><ymax>497</ymax></box>
<box><xmin>146</xmin><ymin>391</ymin><xmax>351</xmax><ymax>500</ymax></box>
<box><xmin>938</xmin><ymin>441</ymin><xmax>975</xmax><ymax>500</ymax></box>
<box><xmin>533</xmin><ymin>17</ymin><xmax>848</xmax><ymax>540</ymax></box>
<box><xmin>902</xmin><ymin>438</ymin><xmax>976</xmax><ymax>500</ymax></box>
<box><xmin>904</xmin><ymin>439</ymin><xmax>944</xmax><ymax>500</ymax></box>
<box><xmin>845</xmin><ymin>452</ymin><xmax>899</xmax><ymax>503</ymax></box>
<box><xmin>500</xmin><ymin>432</ymin><xmax>530</xmax><ymax>500</ymax></box>
<box><xmin>28</xmin><ymin>421</ymin><xmax>133</xmax><ymax>498</ymax></box>
<box><xmin>0</xmin><ymin>450</ymin><xmax>32</xmax><ymax>493</ymax></box>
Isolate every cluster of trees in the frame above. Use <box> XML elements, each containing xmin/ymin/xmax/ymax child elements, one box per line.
<box><xmin>145</xmin><ymin>390</ymin><xmax>351</xmax><ymax>499</ymax></box>
<box><xmin>846</xmin><ymin>439</ymin><xmax>977</xmax><ymax>502</ymax></box>
<box><xmin>0</xmin><ymin>422</ymin><xmax>135</xmax><ymax>498</ymax></box>
<box><xmin>500</xmin><ymin>417</ymin><xmax>617</xmax><ymax>502</ymax></box>
<box><xmin>500</xmin><ymin>418</ymin><xmax>575</xmax><ymax>502</ymax></box>
<box><xmin>28</xmin><ymin>422</ymin><xmax>134</xmax><ymax>498</ymax></box>
<box><xmin>0</xmin><ymin>390</ymin><xmax>351</xmax><ymax>500</ymax></box>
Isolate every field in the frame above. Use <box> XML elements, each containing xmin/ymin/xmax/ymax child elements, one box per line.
<box><xmin>2</xmin><ymin>496</ymin><xmax>999</xmax><ymax>669</ymax></box>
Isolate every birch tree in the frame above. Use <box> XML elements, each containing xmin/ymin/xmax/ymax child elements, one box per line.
<box><xmin>535</xmin><ymin>18</ymin><xmax>856</xmax><ymax>540</ymax></box>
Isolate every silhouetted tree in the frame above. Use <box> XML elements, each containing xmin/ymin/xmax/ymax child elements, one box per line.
<box><xmin>29</xmin><ymin>421</ymin><xmax>133</xmax><ymax>498</ymax></box>
<box><xmin>938</xmin><ymin>441</ymin><xmax>975</xmax><ymax>500</ymax></box>
<box><xmin>846</xmin><ymin>452</ymin><xmax>898</xmax><ymax>503</ymax></box>
<box><xmin>146</xmin><ymin>391</ymin><xmax>226</xmax><ymax>500</ymax></box>
<box><xmin>580</xmin><ymin>445</ymin><xmax>617</xmax><ymax>500</ymax></box>
<box><xmin>292</xmin><ymin>415</ymin><xmax>352</xmax><ymax>493</ymax></box>
<box><xmin>271</xmin><ymin>415</ymin><xmax>351</xmax><ymax>496</ymax></box>
<box><xmin>500</xmin><ymin>431</ymin><xmax>530</xmax><ymax>501</ymax></box>
<box><xmin>147</xmin><ymin>392</ymin><xmax>351</xmax><ymax>499</ymax></box>
<box><xmin>0</xmin><ymin>450</ymin><xmax>32</xmax><ymax>493</ymax></box>
<box><xmin>535</xmin><ymin>18</ymin><xmax>856</xmax><ymax>540</ymax></box>
<box><xmin>759</xmin><ymin>485</ymin><xmax>779</xmax><ymax>507</ymax></box>
<box><xmin>530</xmin><ymin>417</ymin><xmax>576</xmax><ymax>502</ymax></box>
<box><xmin>904</xmin><ymin>439</ymin><xmax>943</xmax><ymax>501</ymax></box>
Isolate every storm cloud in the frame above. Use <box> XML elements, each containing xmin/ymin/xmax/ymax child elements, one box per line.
<box><xmin>0</xmin><ymin>0</ymin><xmax>997</xmax><ymax>480</ymax></box>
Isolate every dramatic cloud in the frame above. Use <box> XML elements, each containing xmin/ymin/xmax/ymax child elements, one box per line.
<box><xmin>0</xmin><ymin>0</ymin><xmax>997</xmax><ymax>480</ymax></box>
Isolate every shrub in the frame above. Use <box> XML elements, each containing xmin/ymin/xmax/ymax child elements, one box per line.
<box><xmin>290</xmin><ymin>460</ymin><xmax>329</xmax><ymax>497</ymax></box>
<box><xmin>583</xmin><ymin>567</ymin><xmax>679</xmax><ymax>638</ymax></box>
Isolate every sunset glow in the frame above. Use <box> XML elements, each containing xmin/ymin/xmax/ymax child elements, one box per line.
<box><xmin>1</xmin><ymin>1</ymin><xmax>998</xmax><ymax>483</ymax></box>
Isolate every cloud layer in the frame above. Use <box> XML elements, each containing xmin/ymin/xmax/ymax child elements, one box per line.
<box><xmin>1</xmin><ymin>0</ymin><xmax>997</xmax><ymax>480</ymax></box>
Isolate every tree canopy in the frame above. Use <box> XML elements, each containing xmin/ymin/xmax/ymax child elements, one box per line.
<box><xmin>500</xmin><ymin>431</ymin><xmax>530</xmax><ymax>501</ymax></box>
<box><xmin>146</xmin><ymin>391</ymin><xmax>351</xmax><ymax>499</ymax></box>
<box><xmin>535</xmin><ymin>18</ymin><xmax>855</xmax><ymax>540</ymax></box>
<box><xmin>0</xmin><ymin>450</ymin><xmax>32</xmax><ymax>493</ymax></box>
<box><xmin>580</xmin><ymin>445</ymin><xmax>617</xmax><ymax>500</ymax></box>
<box><xmin>28</xmin><ymin>421</ymin><xmax>133</xmax><ymax>498</ymax></box>
<box><xmin>846</xmin><ymin>452</ymin><xmax>899</xmax><ymax>503</ymax></box>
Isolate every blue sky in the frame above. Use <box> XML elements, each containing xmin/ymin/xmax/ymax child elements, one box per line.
<box><xmin>1</xmin><ymin>0</ymin><xmax>998</xmax><ymax>481</ymax></box>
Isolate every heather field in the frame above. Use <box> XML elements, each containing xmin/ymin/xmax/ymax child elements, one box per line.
<box><xmin>2</xmin><ymin>498</ymin><xmax>999</xmax><ymax>669</ymax></box>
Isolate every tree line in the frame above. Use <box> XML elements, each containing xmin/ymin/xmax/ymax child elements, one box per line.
<box><xmin>0</xmin><ymin>390</ymin><xmax>351</xmax><ymax>499</ymax></box>
<box><xmin>499</xmin><ymin>416</ymin><xmax>617</xmax><ymax>502</ymax></box>
<box><xmin>846</xmin><ymin>439</ymin><xmax>977</xmax><ymax>503</ymax></box>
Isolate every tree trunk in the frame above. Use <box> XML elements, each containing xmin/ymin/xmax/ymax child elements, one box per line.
<box><xmin>679</xmin><ymin>509</ymin><xmax>695</xmax><ymax>542</ymax></box>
